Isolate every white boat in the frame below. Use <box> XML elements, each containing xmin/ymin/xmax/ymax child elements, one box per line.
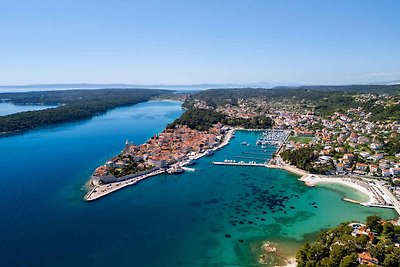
<box><xmin>166</xmin><ymin>167</ymin><xmax>184</xmax><ymax>174</ymax></box>
<box><xmin>205</xmin><ymin>150</ymin><xmax>214</xmax><ymax>156</ymax></box>
<box><xmin>186</xmin><ymin>159</ymin><xmax>196</xmax><ymax>166</ymax></box>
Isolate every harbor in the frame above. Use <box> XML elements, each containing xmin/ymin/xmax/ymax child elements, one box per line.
<box><xmin>256</xmin><ymin>129</ymin><xmax>290</xmax><ymax>146</ymax></box>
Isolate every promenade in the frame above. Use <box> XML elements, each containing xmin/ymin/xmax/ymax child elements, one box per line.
<box><xmin>85</xmin><ymin>169</ymin><xmax>165</xmax><ymax>201</ymax></box>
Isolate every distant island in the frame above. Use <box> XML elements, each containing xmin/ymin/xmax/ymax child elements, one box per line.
<box><xmin>0</xmin><ymin>89</ymin><xmax>170</xmax><ymax>135</ymax></box>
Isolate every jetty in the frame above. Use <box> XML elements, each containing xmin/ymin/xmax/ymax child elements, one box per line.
<box><xmin>213</xmin><ymin>160</ymin><xmax>267</xmax><ymax>167</ymax></box>
<box><xmin>85</xmin><ymin>169</ymin><xmax>165</xmax><ymax>201</ymax></box>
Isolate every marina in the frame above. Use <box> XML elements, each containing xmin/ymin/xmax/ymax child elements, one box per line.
<box><xmin>256</xmin><ymin>129</ymin><xmax>290</xmax><ymax>146</ymax></box>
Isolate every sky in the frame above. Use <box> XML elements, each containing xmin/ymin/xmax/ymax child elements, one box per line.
<box><xmin>0</xmin><ymin>0</ymin><xmax>400</xmax><ymax>85</ymax></box>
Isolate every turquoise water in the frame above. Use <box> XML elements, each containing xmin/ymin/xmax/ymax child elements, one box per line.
<box><xmin>0</xmin><ymin>102</ymin><xmax>57</xmax><ymax>116</ymax></box>
<box><xmin>0</xmin><ymin>101</ymin><xmax>396</xmax><ymax>266</ymax></box>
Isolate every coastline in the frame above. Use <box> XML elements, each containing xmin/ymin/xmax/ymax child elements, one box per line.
<box><xmin>269</xmin><ymin>162</ymin><xmax>376</xmax><ymax>206</ymax></box>
<box><xmin>84</xmin><ymin>128</ymin><xmax>235</xmax><ymax>201</ymax></box>
<box><xmin>301</xmin><ymin>175</ymin><xmax>375</xmax><ymax>205</ymax></box>
<box><xmin>269</xmin><ymin>162</ymin><xmax>400</xmax><ymax>215</ymax></box>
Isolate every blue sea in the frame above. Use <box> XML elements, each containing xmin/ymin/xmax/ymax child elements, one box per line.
<box><xmin>0</xmin><ymin>102</ymin><xmax>57</xmax><ymax>116</ymax></box>
<box><xmin>0</xmin><ymin>101</ymin><xmax>396</xmax><ymax>266</ymax></box>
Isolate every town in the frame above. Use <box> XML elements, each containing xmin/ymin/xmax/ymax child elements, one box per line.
<box><xmin>85</xmin><ymin>123</ymin><xmax>233</xmax><ymax>200</ymax></box>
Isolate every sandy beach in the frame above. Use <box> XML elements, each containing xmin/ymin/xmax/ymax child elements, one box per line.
<box><xmin>267</xmin><ymin>161</ymin><xmax>380</xmax><ymax>206</ymax></box>
<box><xmin>301</xmin><ymin>175</ymin><xmax>377</xmax><ymax>205</ymax></box>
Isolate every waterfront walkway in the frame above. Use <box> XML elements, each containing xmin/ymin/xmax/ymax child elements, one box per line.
<box><xmin>85</xmin><ymin>169</ymin><xmax>165</xmax><ymax>201</ymax></box>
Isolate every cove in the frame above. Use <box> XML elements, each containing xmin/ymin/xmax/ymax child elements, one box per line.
<box><xmin>0</xmin><ymin>102</ymin><xmax>57</xmax><ymax>116</ymax></box>
<box><xmin>0</xmin><ymin>101</ymin><xmax>396</xmax><ymax>267</ymax></box>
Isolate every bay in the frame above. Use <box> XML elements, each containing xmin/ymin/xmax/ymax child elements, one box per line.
<box><xmin>0</xmin><ymin>100</ymin><xmax>396</xmax><ymax>266</ymax></box>
<box><xmin>0</xmin><ymin>102</ymin><xmax>57</xmax><ymax>116</ymax></box>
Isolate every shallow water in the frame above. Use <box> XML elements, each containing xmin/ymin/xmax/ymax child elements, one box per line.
<box><xmin>0</xmin><ymin>102</ymin><xmax>57</xmax><ymax>116</ymax></box>
<box><xmin>0</xmin><ymin>101</ymin><xmax>396</xmax><ymax>266</ymax></box>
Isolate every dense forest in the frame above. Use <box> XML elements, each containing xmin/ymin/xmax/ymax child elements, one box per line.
<box><xmin>0</xmin><ymin>89</ymin><xmax>170</xmax><ymax>135</ymax></box>
<box><xmin>167</xmin><ymin>108</ymin><xmax>274</xmax><ymax>131</ymax></box>
<box><xmin>296</xmin><ymin>216</ymin><xmax>400</xmax><ymax>267</ymax></box>
<box><xmin>223</xmin><ymin>115</ymin><xmax>273</xmax><ymax>129</ymax></box>
<box><xmin>167</xmin><ymin>108</ymin><xmax>226</xmax><ymax>131</ymax></box>
<box><xmin>287</xmin><ymin>84</ymin><xmax>400</xmax><ymax>94</ymax></box>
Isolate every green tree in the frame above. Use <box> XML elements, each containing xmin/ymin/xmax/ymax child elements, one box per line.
<box><xmin>382</xmin><ymin>222</ymin><xmax>395</xmax><ymax>238</ymax></box>
<box><xmin>382</xmin><ymin>254</ymin><xmax>399</xmax><ymax>267</ymax></box>
<box><xmin>366</xmin><ymin>215</ymin><xmax>383</xmax><ymax>234</ymax></box>
<box><xmin>339</xmin><ymin>253</ymin><xmax>358</xmax><ymax>267</ymax></box>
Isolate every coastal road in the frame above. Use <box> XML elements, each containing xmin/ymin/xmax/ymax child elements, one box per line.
<box><xmin>376</xmin><ymin>183</ymin><xmax>400</xmax><ymax>218</ymax></box>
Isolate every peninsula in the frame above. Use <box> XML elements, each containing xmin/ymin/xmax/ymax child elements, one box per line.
<box><xmin>0</xmin><ymin>89</ymin><xmax>170</xmax><ymax>135</ymax></box>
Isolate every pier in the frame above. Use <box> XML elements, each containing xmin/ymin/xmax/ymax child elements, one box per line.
<box><xmin>235</xmin><ymin>156</ymin><xmax>268</xmax><ymax>161</ymax></box>
<box><xmin>213</xmin><ymin>161</ymin><xmax>267</xmax><ymax>167</ymax></box>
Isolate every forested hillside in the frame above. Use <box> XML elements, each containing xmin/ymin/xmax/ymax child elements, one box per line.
<box><xmin>0</xmin><ymin>89</ymin><xmax>170</xmax><ymax>135</ymax></box>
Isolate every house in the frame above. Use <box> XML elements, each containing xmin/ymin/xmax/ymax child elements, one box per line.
<box><xmin>357</xmin><ymin>251</ymin><xmax>379</xmax><ymax>265</ymax></box>
<box><xmin>320</xmin><ymin>149</ymin><xmax>331</xmax><ymax>156</ymax></box>
<box><xmin>339</xmin><ymin>158</ymin><xmax>351</xmax><ymax>167</ymax></box>
<box><xmin>390</xmin><ymin>168</ymin><xmax>400</xmax><ymax>177</ymax></box>
<box><xmin>336</xmin><ymin>163</ymin><xmax>344</xmax><ymax>172</ymax></box>
<box><xmin>382</xmin><ymin>169</ymin><xmax>391</xmax><ymax>177</ymax></box>
<box><xmin>369</xmin><ymin>164</ymin><xmax>379</xmax><ymax>174</ymax></box>
<box><xmin>318</xmin><ymin>156</ymin><xmax>332</xmax><ymax>164</ymax></box>
<box><xmin>370</xmin><ymin>142</ymin><xmax>383</xmax><ymax>150</ymax></box>
<box><xmin>370</xmin><ymin>154</ymin><xmax>384</xmax><ymax>161</ymax></box>
<box><xmin>359</xmin><ymin>152</ymin><xmax>370</xmax><ymax>158</ymax></box>
<box><xmin>349</xmin><ymin>133</ymin><xmax>359</xmax><ymax>143</ymax></box>
<box><xmin>350</xmin><ymin>224</ymin><xmax>375</xmax><ymax>241</ymax></box>
<box><xmin>343</xmin><ymin>153</ymin><xmax>355</xmax><ymax>161</ymax></box>
<box><xmin>335</xmin><ymin>147</ymin><xmax>345</xmax><ymax>153</ymax></box>
<box><xmin>355</xmin><ymin>163</ymin><xmax>368</xmax><ymax>172</ymax></box>
<box><xmin>148</xmin><ymin>158</ymin><xmax>167</xmax><ymax>168</ymax></box>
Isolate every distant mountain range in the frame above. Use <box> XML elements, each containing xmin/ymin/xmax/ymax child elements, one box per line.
<box><xmin>0</xmin><ymin>81</ymin><xmax>399</xmax><ymax>93</ymax></box>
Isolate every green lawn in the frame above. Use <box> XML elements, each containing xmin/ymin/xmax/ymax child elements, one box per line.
<box><xmin>288</xmin><ymin>136</ymin><xmax>314</xmax><ymax>144</ymax></box>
